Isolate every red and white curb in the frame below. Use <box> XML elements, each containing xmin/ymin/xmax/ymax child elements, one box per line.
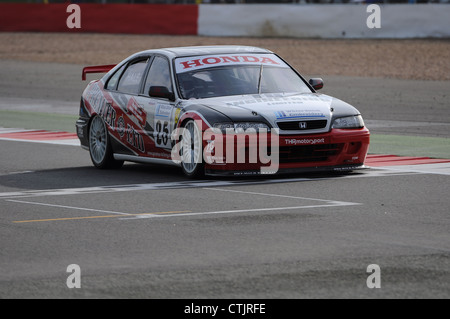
<box><xmin>365</xmin><ymin>154</ymin><xmax>450</xmax><ymax>167</ymax></box>
<box><xmin>365</xmin><ymin>154</ymin><xmax>450</xmax><ymax>176</ymax></box>
<box><xmin>0</xmin><ymin>128</ymin><xmax>79</xmax><ymax>146</ymax></box>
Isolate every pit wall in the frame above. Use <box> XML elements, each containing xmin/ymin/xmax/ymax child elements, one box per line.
<box><xmin>0</xmin><ymin>4</ymin><xmax>449</xmax><ymax>38</ymax></box>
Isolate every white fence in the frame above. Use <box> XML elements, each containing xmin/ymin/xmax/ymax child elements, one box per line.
<box><xmin>198</xmin><ymin>4</ymin><xmax>450</xmax><ymax>38</ymax></box>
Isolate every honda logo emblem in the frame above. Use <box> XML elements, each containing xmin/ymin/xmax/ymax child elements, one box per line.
<box><xmin>299</xmin><ymin>122</ymin><xmax>307</xmax><ymax>129</ymax></box>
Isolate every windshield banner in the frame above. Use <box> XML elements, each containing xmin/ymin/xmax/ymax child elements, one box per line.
<box><xmin>175</xmin><ymin>54</ymin><xmax>287</xmax><ymax>73</ymax></box>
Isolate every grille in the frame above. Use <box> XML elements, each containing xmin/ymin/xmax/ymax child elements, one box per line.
<box><xmin>278</xmin><ymin>143</ymin><xmax>343</xmax><ymax>163</ymax></box>
<box><xmin>277</xmin><ymin>120</ymin><xmax>327</xmax><ymax>131</ymax></box>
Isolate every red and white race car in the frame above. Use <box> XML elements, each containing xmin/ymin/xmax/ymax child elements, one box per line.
<box><xmin>76</xmin><ymin>45</ymin><xmax>369</xmax><ymax>177</ymax></box>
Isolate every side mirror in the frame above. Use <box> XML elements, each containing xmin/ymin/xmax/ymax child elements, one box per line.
<box><xmin>309</xmin><ymin>78</ymin><xmax>324</xmax><ymax>91</ymax></box>
<box><xmin>149</xmin><ymin>86</ymin><xmax>175</xmax><ymax>101</ymax></box>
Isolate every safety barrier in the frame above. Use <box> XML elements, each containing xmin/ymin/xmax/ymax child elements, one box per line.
<box><xmin>0</xmin><ymin>3</ymin><xmax>448</xmax><ymax>38</ymax></box>
<box><xmin>0</xmin><ymin>4</ymin><xmax>198</xmax><ymax>35</ymax></box>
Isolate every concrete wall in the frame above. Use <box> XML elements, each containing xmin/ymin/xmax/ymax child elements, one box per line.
<box><xmin>198</xmin><ymin>4</ymin><xmax>450</xmax><ymax>38</ymax></box>
<box><xmin>1</xmin><ymin>3</ymin><xmax>448</xmax><ymax>38</ymax></box>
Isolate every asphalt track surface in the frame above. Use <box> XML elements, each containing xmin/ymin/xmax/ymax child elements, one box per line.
<box><xmin>1</xmin><ymin>61</ymin><xmax>449</xmax><ymax>299</ymax></box>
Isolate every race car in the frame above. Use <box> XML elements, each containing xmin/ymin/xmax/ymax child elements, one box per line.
<box><xmin>76</xmin><ymin>45</ymin><xmax>369</xmax><ymax>177</ymax></box>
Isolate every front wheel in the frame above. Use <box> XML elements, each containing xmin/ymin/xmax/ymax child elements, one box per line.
<box><xmin>180</xmin><ymin>119</ymin><xmax>204</xmax><ymax>178</ymax></box>
<box><xmin>89</xmin><ymin>115</ymin><xmax>123</xmax><ymax>169</ymax></box>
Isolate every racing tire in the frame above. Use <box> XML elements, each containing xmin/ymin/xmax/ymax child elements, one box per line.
<box><xmin>180</xmin><ymin>119</ymin><xmax>204</xmax><ymax>178</ymax></box>
<box><xmin>88</xmin><ymin>115</ymin><xmax>124</xmax><ymax>169</ymax></box>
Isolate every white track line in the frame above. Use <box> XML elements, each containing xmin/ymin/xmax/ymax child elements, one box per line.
<box><xmin>119</xmin><ymin>202</ymin><xmax>361</xmax><ymax>220</ymax></box>
<box><xmin>204</xmin><ymin>187</ymin><xmax>357</xmax><ymax>205</ymax></box>
<box><xmin>6</xmin><ymin>199</ymin><xmax>131</xmax><ymax>216</ymax></box>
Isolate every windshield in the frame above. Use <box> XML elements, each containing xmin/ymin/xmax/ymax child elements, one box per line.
<box><xmin>175</xmin><ymin>54</ymin><xmax>311</xmax><ymax>99</ymax></box>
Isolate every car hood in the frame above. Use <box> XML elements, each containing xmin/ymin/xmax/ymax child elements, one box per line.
<box><xmin>183</xmin><ymin>93</ymin><xmax>360</xmax><ymax>134</ymax></box>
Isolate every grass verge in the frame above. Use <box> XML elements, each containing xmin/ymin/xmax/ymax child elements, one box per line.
<box><xmin>0</xmin><ymin>110</ymin><xmax>78</xmax><ymax>133</ymax></box>
<box><xmin>369</xmin><ymin>134</ymin><xmax>450</xmax><ymax>159</ymax></box>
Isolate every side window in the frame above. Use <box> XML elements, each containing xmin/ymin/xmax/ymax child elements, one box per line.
<box><xmin>105</xmin><ymin>64</ymin><xmax>126</xmax><ymax>91</ymax></box>
<box><xmin>117</xmin><ymin>60</ymin><xmax>147</xmax><ymax>95</ymax></box>
<box><xmin>143</xmin><ymin>56</ymin><xmax>173</xmax><ymax>96</ymax></box>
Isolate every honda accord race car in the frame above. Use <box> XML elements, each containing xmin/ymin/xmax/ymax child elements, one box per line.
<box><xmin>76</xmin><ymin>45</ymin><xmax>370</xmax><ymax>177</ymax></box>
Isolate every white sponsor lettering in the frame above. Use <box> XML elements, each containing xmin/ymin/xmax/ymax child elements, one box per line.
<box><xmin>275</xmin><ymin>110</ymin><xmax>325</xmax><ymax>119</ymax></box>
<box><xmin>285</xmin><ymin>138</ymin><xmax>325</xmax><ymax>145</ymax></box>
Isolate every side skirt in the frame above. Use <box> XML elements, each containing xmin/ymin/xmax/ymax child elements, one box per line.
<box><xmin>113</xmin><ymin>154</ymin><xmax>181</xmax><ymax>167</ymax></box>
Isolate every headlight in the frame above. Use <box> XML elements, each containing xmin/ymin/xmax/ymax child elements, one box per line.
<box><xmin>332</xmin><ymin>115</ymin><xmax>365</xmax><ymax>129</ymax></box>
<box><xmin>213</xmin><ymin>122</ymin><xmax>270</xmax><ymax>133</ymax></box>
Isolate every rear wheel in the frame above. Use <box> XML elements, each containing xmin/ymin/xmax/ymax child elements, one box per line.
<box><xmin>89</xmin><ymin>115</ymin><xmax>123</xmax><ymax>169</ymax></box>
<box><xmin>180</xmin><ymin>119</ymin><xmax>204</xmax><ymax>178</ymax></box>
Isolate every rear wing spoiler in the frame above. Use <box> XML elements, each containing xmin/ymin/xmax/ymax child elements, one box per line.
<box><xmin>82</xmin><ymin>64</ymin><xmax>116</xmax><ymax>80</ymax></box>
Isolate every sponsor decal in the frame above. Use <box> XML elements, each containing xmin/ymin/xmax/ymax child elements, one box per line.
<box><xmin>275</xmin><ymin>110</ymin><xmax>325</xmax><ymax>120</ymax></box>
<box><xmin>117</xmin><ymin>116</ymin><xmax>125</xmax><ymax>138</ymax></box>
<box><xmin>156</xmin><ymin>104</ymin><xmax>172</xmax><ymax>118</ymax></box>
<box><xmin>126</xmin><ymin>98</ymin><xmax>147</xmax><ymax>127</ymax></box>
<box><xmin>85</xmin><ymin>85</ymin><xmax>118</xmax><ymax>129</ymax></box>
<box><xmin>98</xmin><ymin>102</ymin><xmax>116</xmax><ymax>128</ymax></box>
<box><xmin>86</xmin><ymin>85</ymin><xmax>104</xmax><ymax>112</ymax></box>
<box><xmin>285</xmin><ymin>138</ymin><xmax>326</xmax><ymax>145</ymax></box>
<box><xmin>174</xmin><ymin>108</ymin><xmax>182</xmax><ymax>125</ymax></box>
<box><xmin>175</xmin><ymin>54</ymin><xmax>286</xmax><ymax>73</ymax></box>
<box><xmin>126</xmin><ymin>124</ymin><xmax>145</xmax><ymax>153</ymax></box>
<box><xmin>226</xmin><ymin>94</ymin><xmax>330</xmax><ymax>108</ymax></box>
<box><xmin>147</xmin><ymin>151</ymin><xmax>171</xmax><ymax>159</ymax></box>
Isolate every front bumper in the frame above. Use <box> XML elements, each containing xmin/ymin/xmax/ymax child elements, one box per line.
<box><xmin>203</xmin><ymin>127</ymin><xmax>370</xmax><ymax>176</ymax></box>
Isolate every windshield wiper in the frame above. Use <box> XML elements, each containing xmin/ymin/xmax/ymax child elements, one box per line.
<box><xmin>257</xmin><ymin>64</ymin><xmax>263</xmax><ymax>94</ymax></box>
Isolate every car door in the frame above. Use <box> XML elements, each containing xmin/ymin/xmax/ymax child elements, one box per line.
<box><xmin>136</xmin><ymin>55</ymin><xmax>177</xmax><ymax>154</ymax></box>
<box><xmin>105</xmin><ymin>57</ymin><xmax>150</xmax><ymax>155</ymax></box>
